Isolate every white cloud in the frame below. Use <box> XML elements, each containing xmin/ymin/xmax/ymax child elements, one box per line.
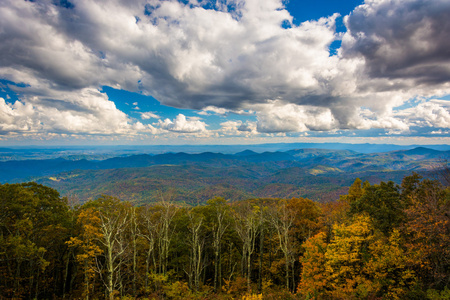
<box><xmin>395</xmin><ymin>100</ymin><xmax>450</xmax><ymax>128</ymax></box>
<box><xmin>140</xmin><ymin>111</ymin><xmax>161</xmax><ymax>120</ymax></box>
<box><xmin>1</xmin><ymin>0</ymin><xmax>450</xmax><ymax>140</ymax></box>
<box><xmin>132</xmin><ymin>122</ymin><xmax>160</xmax><ymax>134</ymax></box>
<box><xmin>0</xmin><ymin>98</ymin><xmax>36</xmax><ymax>133</ymax></box>
<box><xmin>0</xmin><ymin>88</ymin><xmax>154</xmax><ymax>136</ymax></box>
<box><xmin>431</xmin><ymin>130</ymin><xmax>450</xmax><ymax>135</ymax></box>
<box><xmin>0</xmin><ymin>0</ymin><xmax>340</xmax><ymax>108</ymax></box>
<box><xmin>157</xmin><ymin>114</ymin><xmax>207</xmax><ymax>133</ymax></box>
<box><xmin>198</xmin><ymin>106</ymin><xmax>229</xmax><ymax>116</ymax></box>
<box><xmin>238</xmin><ymin>122</ymin><xmax>257</xmax><ymax>133</ymax></box>
<box><xmin>217</xmin><ymin>120</ymin><xmax>257</xmax><ymax>137</ymax></box>
<box><xmin>342</xmin><ymin>0</ymin><xmax>450</xmax><ymax>86</ymax></box>
<box><xmin>254</xmin><ymin>101</ymin><xmax>338</xmax><ymax>133</ymax></box>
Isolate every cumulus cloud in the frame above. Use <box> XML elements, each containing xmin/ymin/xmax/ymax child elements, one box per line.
<box><xmin>0</xmin><ymin>0</ymin><xmax>449</xmax><ymax>138</ymax></box>
<box><xmin>198</xmin><ymin>106</ymin><xmax>253</xmax><ymax>116</ymax></box>
<box><xmin>395</xmin><ymin>100</ymin><xmax>450</xmax><ymax>128</ymax></box>
<box><xmin>238</xmin><ymin>122</ymin><xmax>257</xmax><ymax>133</ymax></box>
<box><xmin>0</xmin><ymin>0</ymin><xmax>339</xmax><ymax>105</ymax></box>
<box><xmin>215</xmin><ymin>120</ymin><xmax>257</xmax><ymax>138</ymax></box>
<box><xmin>431</xmin><ymin>130</ymin><xmax>450</xmax><ymax>135</ymax></box>
<box><xmin>140</xmin><ymin>112</ymin><xmax>161</xmax><ymax>120</ymax></box>
<box><xmin>157</xmin><ymin>114</ymin><xmax>207</xmax><ymax>133</ymax></box>
<box><xmin>0</xmin><ymin>98</ymin><xmax>36</xmax><ymax>133</ymax></box>
<box><xmin>0</xmin><ymin>88</ymin><xmax>150</xmax><ymax>136</ymax></box>
<box><xmin>254</xmin><ymin>101</ymin><xmax>338</xmax><ymax>133</ymax></box>
<box><xmin>198</xmin><ymin>106</ymin><xmax>229</xmax><ymax>116</ymax></box>
<box><xmin>342</xmin><ymin>0</ymin><xmax>450</xmax><ymax>86</ymax></box>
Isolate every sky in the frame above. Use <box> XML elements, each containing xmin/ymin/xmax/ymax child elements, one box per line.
<box><xmin>0</xmin><ymin>0</ymin><xmax>449</xmax><ymax>146</ymax></box>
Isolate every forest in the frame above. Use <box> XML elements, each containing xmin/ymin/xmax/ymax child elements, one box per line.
<box><xmin>0</xmin><ymin>170</ymin><xmax>449</xmax><ymax>299</ymax></box>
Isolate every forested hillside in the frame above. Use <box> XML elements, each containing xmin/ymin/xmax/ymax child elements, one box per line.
<box><xmin>1</xmin><ymin>168</ymin><xmax>449</xmax><ymax>299</ymax></box>
<box><xmin>37</xmin><ymin>164</ymin><xmax>416</xmax><ymax>205</ymax></box>
<box><xmin>1</xmin><ymin>147</ymin><xmax>446</xmax><ymax>204</ymax></box>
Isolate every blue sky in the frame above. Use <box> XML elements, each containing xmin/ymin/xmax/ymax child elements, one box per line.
<box><xmin>0</xmin><ymin>0</ymin><xmax>449</xmax><ymax>145</ymax></box>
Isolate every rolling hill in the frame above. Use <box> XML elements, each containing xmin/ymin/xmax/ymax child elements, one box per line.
<box><xmin>0</xmin><ymin>146</ymin><xmax>438</xmax><ymax>204</ymax></box>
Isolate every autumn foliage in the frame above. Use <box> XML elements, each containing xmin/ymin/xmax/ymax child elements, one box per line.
<box><xmin>0</xmin><ymin>170</ymin><xmax>449</xmax><ymax>299</ymax></box>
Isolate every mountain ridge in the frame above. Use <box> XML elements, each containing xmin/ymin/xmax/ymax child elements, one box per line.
<box><xmin>1</xmin><ymin>146</ymin><xmax>448</xmax><ymax>183</ymax></box>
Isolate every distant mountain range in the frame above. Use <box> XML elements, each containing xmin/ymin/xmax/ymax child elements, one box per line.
<box><xmin>1</xmin><ymin>142</ymin><xmax>450</xmax><ymax>161</ymax></box>
<box><xmin>0</xmin><ymin>146</ymin><xmax>448</xmax><ymax>183</ymax></box>
<box><xmin>0</xmin><ymin>146</ymin><xmax>448</xmax><ymax>204</ymax></box>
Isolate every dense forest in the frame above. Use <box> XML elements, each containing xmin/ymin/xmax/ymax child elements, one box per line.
<box><xmin>0</xmin><ymin>170</ymin><xmax>449</xmax><ymax>299</ymax></box>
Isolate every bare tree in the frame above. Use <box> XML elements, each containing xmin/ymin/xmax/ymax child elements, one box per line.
<box><xmin>95</xmin><ymin>196</ymin><xmax>129</xmax><ymax>300</ymax></box>
<box><xmin>185</xmin><ymin>209</ymin><xmax>205</xmax><ymax>291</ymax></box>
<box><xmin>268</xmin><ymin>199</ymin><xmax>295</xmax><ymax>291</ymax></box>
<box><xmin>207</xmin><ymin>197</ymin><xmax>229</xmax><ymax>292</ymax></box>
<box><xmin>233</xmin><ymin>201</ymin><xmax>261</xmax><ymax>292</ymax></box>
<box><xmin>154</xmin><ymin>196</ymin><xmax>178</xmax><ymax>275</ymax></box>
<box><xmin>129</xmin><ymin>207</ymin><xmax>139</xmax><ymax>298</ymax></box>
<box><xmin>138</xmin><ymin>206</ymin><xmax>156</xmax><ymax>293</ymax></box>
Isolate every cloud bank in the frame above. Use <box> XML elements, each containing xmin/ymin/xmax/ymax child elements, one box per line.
<box><xmin>158</xmin><ymin>114</ymin><xmax>207</xmax><ymax>133</ymax></box>
<box><xmin>0</xmin><ymin>0</ymin><xmax>449</xmax><ymax>141</ymax></box>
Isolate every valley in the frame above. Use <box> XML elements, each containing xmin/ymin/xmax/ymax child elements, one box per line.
<box><xmin>1</xmin><ymin>145</ymin><xmax>446</xmax><ymax>204</ymax></box>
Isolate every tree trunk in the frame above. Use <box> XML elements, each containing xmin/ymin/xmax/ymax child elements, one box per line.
<box><xmin>214</xmin><ymin>250</ymin><xmax>219</xmax><ymax>292</ymax></box>
<box><xmin>218</xmin><ymin>250</ymin><xmax>222</xmax><ymax>292</ymax></box>
<box><xmin>258</xmin><ymin>225</ymin><xmax>264</xmax><ymax>293</ymax></box>
<box><xmin>285</xmin><ymin>255</ymin><xmax>289</xmax><ymax>291</ymax></box>
<box><xmin>247</xmin><ymin>249</ymin><xmax>251</xmax><ymax>293</ymax></box>
<box><xmin>63</xmin><ymin>251</ymin><xmax>71</xmax><ymax>299</ymax></box>
<box><xmin>107</xmin><ymin>243</ymin><xmax>114</xmax><ymax>300</ymax></box>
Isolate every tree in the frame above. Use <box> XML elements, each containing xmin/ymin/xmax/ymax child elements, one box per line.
<box><xmin>298</xmin><ymin>232</ymin><xmax>329</xmax><ymax>299</ymax></box>
<box><xmin>365</xmin><ymin>229</ymin><xmax>417</xmax><ymax>299</ymax></box>
<box><xmin>342</xmin><ymin>178</ymin><xmax>364</xmax><ymax>204</ymax></box>
<box><xmin>325</xmin><ymin>214</ymin><xmax>375</xmax><ymax>299</ymax></box>
<box><xmin>153</xmin><ymin>198</ymin><xmax>178</xmax><ymax>276</ymax></box>
<box><xmin>185</xmin><ymin>208</ymin><xmax>206</xmax><ymax>291</ymax></box>
<box><xmin>0</xmin><ymin>183</ymin><xmax>70</xmax><ymax>299</ymax></box>
<box><xmin>79</xmin><ymin>196</ymin><xmax>130</xmax><ymax>300</ymax></box>
<box><xmin>402</xmin><ymin>176</ymin><xmax>450</xmax><ymax>290</ymax></box>
<box><xmin>268</xmin><ymin>199</ymin><xmax>295</xmax><ymax>291</ymax></box>
<box><xmin>205</xmin><ymin>197</ymin><xmax>230</xmax><ymax>292</ymax></box>
<box><xmin>288</xmin><ymin>197</ymin><xmax>321</xmax><ymax>290</ymax></box>
<box><xmin>67</xmin><ymin>207</ymin><xmax>103</xmax><ymax>300</ymax></box>
<box><xmin>129</xmin><ymin>206</ymin><xmax>139</xmax><ymax>298</ymax></box>
<box><xmin>233</xmin><ymin>201</ymin><xmax>261</xmax><ymax>292</ymax></box>
<box><xmin>324</xmin><ymin>214</ymin><xmax>416</xmax><ymax>299</ymax></box>
<box><xmin>137</xmin><ymin>206</ymin><xmax>157</xmax><ymax>294</ymax></box>
<box><xmin>350</xmin><ymin>181</ymin><xmax>404</xmax><ymax>235</ymax></box>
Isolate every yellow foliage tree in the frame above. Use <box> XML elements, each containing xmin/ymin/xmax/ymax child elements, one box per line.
<box><xmin>66</xmin><ymin>207</ymin><xmax>103</xmax><ymax>300</ymax></box>
<box><xmin>298</xmin><ymin>231</ymin><xmax>329</xmax><ymax>299</ymax></box>
<box><xmin>323</xmin><ymin>215</ymin><xmax>416</xmax><ymax>299</ymax></box>
<box><xmin>325</xmin><ymin>215</ymin><xmax>375</xmax><ymax>299</ymax></box>
<box><xmin>365</xmin><ymin>229</ymin><xmax>416</xmax><ymax>299</ymax></box>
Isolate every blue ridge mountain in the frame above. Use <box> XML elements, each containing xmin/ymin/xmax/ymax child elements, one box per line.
<box><xmin>0</xmin><ymin>147</ymin><xmax>448</xmax><ymax>183</ymax></box>
<box><xmin>0</xmin><ymin>146</ymin><xmax>447</xmax><ymax>204</ymax></box>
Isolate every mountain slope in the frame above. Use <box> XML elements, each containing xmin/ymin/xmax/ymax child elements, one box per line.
<box><xmin>1</xmin><ymin>147</ymin><xmax>447</xmax><ymax>204</ymax></box>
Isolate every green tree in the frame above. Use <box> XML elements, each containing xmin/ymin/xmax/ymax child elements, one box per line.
<box><xmin>350</xmin><ymin>181</ymin><xmax>404</xmax><ymax>235</ymax></box>
<box><xmin>0</xmin><ymin>183</ymin><xmax>70</xmax><ymax>299</ymax></box>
